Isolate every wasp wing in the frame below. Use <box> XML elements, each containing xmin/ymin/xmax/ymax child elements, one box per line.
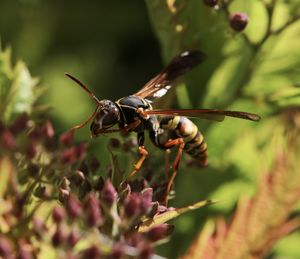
<box><xmin>144</xmin><ymin>109</ymin><xmax>261</xmax><ymax>122</ymax></box>
<box><xmin>134</xmin><ymin>50</ymin><xmax>206</xmax><ymax>100</ymax></box>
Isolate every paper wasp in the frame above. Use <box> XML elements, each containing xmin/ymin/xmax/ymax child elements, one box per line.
<box><xmin>65</xmin><ymin>50</ymin><xmax>260</xmax><ymax>205</ymax></box>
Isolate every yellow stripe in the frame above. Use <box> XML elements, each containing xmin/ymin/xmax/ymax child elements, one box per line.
<box><xmin>162</xmin><ymin>116</ymin><xmax>180</xmax><ymax>130</ymax></box>
<box><xmin>183</xmin><ymin>125</ymin><xmax>198</xmax><ymax>142</ymax></box>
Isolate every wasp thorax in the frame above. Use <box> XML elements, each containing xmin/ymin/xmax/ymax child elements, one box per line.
<box><xmin>90</xmin><ymin>100</ymin><xmax>120</xmax><ymax>135</ymax></box>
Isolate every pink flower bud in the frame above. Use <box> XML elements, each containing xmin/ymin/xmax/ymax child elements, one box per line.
<box><xmin>124</xmin><ymin>193</ymin><xmax>142</xmax><ymax>218</ymax></box>
<box><xmin>59</xmin><ymin>130</ymin><xmax>74</xmax><ymax>146</ymax></box>
<box><xmin>0</xmin><ymin>236</ymin><xmax>12</xmax><ymax>258</ymax></box>
<box><xmin>52</xmin><ymin>206</ymin><xmax>66</xmax><ymax>224</ymax></box>
<box><xmin>67</xmin><ymin>229</ymin><xmax>80</xmax><ymax>247</ymax></box>
<box><xmin>66</xmin><ymin>195</ymin><xmax>82</xmax><ymax>219</ymax></box>
<box><xmin>84</xmin><ymin>194</ymin><xmax>103</xmax><ymax>227</ymax></box>
<box><xmin>146</xmin><ymin>224</ymin><xmax>174</xmax><ymax>242</ymax></box>
<box><xmin>101</xmin><ymin>180</ymin><xmax>117</xmax><ymax>206</ymax></box>
<box><xmin>42</xmin><ymin>120</ymin><xmax>54</xmax><ymax>139</ymax></box>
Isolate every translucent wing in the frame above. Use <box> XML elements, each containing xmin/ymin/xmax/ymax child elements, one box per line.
<box><xmin>144</xmin><ymin>109</ymin><xmax>261</xmax><ymax>122</ymax></box>
<box><xmin>134</xmin><ymin>50</ymin><xmax>206</xmax><ymax>99</ymax></box>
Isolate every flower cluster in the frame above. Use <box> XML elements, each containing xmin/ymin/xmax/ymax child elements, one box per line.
<box><xmin>0</xmin><ymin>113</ymin><xmax>178</xmax><ymax>258</ymax></box>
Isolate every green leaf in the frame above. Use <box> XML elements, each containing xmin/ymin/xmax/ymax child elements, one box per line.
<box><xmin>0</xmin><ymin>47</ymin><xmax>42</xmax><ymax>122</ymax></box>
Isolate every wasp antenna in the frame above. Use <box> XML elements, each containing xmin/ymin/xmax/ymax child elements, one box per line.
<box><xmin>70</xmin><ymin>105</ymin><xmax>100</xmax><ymax>131</ymax></box>
<box><xmin>65</xmin><ymin>72</ymin><xmax>102</xmax><ymax>104</ymax></box>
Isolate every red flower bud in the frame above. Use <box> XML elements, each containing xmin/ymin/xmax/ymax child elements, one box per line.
<box><xmin>109</xmin><ymin>243</ymin><xmax>125</xmax><ymax>259</ymax></box>
<box><xmin>52</xmin><ymin>206</ymin><xmax>66</xmax><ymax>224</ymax></box>
<box><xmin>67</xmin><ymin>229</ymin><xmax>80</xmax><ymax>247</ymax></box>
<box><xmin>60</xmin><ymin>147</ymin><xmax>76</xmax><ymax>164</ymax></box>
<box><xmin>52</xmin><ymin>226</ymin><xmax>66</xmax><ymax>247</ymax></box>
<box><xmin>203</xmin><ymin>0</ymin><xmax>218</xmax><ymax>7</ymax></box>
<box><xmin>140</xmin><ymin>188</ymin><xmax>153</xmax><ymax>214</ymax></box>
<box><xmin>230</xmin><ymin>12</ymin><xmax>248</xmax><ymax>32</ymax></box>
<box><xmin>59</xmin><ymin>130</ymin><xmax>74</xmax><ymax>146</ymax></box>
<box><xmin>81</xmin><ymin>245</ymin><xmax>100</xmax><ymax>259</ymax></box>
<box><xmin>84</xmin><ymin>194</ymin><xmax>103</xmax><ymax>227</ymax></box>
<box><xmin>66</xmin><ymin>195</ymin><xmax>82</xmax><ymax>219</ymax></box>
<box><xmin>9</xmin><ymin>113</ymin><xmax>29</xmax><ymax>135</ymax></box>
<box><xmin>101</xmin><ymin>180</ymin><xmax>117</xmax><ymax>206</ymax></box>
<box><xmin>146</xmin><ymin>224</ymin><xmax>174</xmax><ymax>242</ymax></box>
<box><xmin>32</xmin><ymin>218</ymin><xmax>47</xmax><ymax>239</ymax></box>
<box><xmin>124</xmin><ymin>193</ymin><xmax>142</xmax><ymax>218</ymax></box>
<box><xmin>137</xmin><ymin>243</ymin><xmax>153</xmax><ymax>259</ymax></box>
<box><xmin>1</xmin><ymin>130</ymin><xmax>16</xmax><ymax>150</ymax></box>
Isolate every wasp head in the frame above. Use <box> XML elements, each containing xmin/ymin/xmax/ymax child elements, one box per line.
<box><xmin>90</xmin><ymin>100</ymin><xmax>120</xmax><ymax>136</ymax></box>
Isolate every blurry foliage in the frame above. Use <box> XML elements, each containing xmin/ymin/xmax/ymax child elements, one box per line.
<box><xmin>0</xmin><ymin>0</ymin><xmax>300</xmax><ymax>258</ymax></box>
<box><xmin>145</xmin><ymin>0</ymin><xmax>300</xmax><ymax>258</ymax></box>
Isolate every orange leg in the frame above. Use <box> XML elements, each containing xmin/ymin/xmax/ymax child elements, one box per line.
<box><xmin>163</xmin><ymin>138</ymin><xmax>185</xmax><ymax>206</ymax></box>
<box><xmin>164</xmin><ymin>149</ymin><xmax>171</xmax><ymax>180</ymax></box>
<box><xmin>128</xmin><ymin>146</ymin><xmax>148</xmax><ymax>178</ymax></box>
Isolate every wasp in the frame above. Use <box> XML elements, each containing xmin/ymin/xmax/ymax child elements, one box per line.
<box><xmin>65</xmin><ymin>50</ymin><xmax>260</xmax><ymax>205</ymax></box>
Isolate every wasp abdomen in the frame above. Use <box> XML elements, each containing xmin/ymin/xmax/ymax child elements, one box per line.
<box><xmin>158</xmin><ymin>116</ymin><xmax>208</xmax><ymax>166</ymax></box>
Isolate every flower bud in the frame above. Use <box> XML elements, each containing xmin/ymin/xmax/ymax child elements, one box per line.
<box><xmin>17</xmin><ymin>244</ymin><xmax>34</xmax><ymax>259</ymax></box>
<box><xmin>60</xmin><ymin>148</ymin><xmax>76</xmax><ymax>164</ymax></box>
<box><xmin>1</xmin><ymin>130</ymin><xmax>16</xmax><ymax>150</ymax></box>
<box><xmin>74</xmin><ymin>142</ymin><xmax>88</xmax><ymax>160</ymax></box>
<box><xmin>59</xmin><ymin>130</ymin><xmax>74</xmax><ymax>146</ymax></box>
<box><xmin>124</xmin><ymin>193</ymin><xmax>142</xmax><ymax>218</ymax></box>
<box><xmin>52</xmin><ymin>226</ymin><xmax>66</xmax><ymax>247</ymax></box>
<box><xmin>146</xmin><ymin>224</ymin><xmax>174</xmax><ymax>242</ymax></box>
<box><xmin>25</xmin><ymin>142</ymin><xmax>38</xmax><ymax>159</ymax></box>
<box><xmin>9</xmin><ymin>113</ymin><xmax>29</xmax><ymax>135</ymax></box>
<box><xmin>137</xmin><ymin>243</ymin><xmax>153</xmax><ymax>259</ymax></box>
<box><xmin>81</xmin><ymin>245</ymin><xmax>100</xmax><ymax>259</ymax></box>
<box><xmin>67</xmin><ymin>229</ymin><xmax>80</xmax><ymax>247</ymax></box>
<box><xmin>140</xmin><ymin>188</ymin><xmax>153</xmax><ymax>214</ymax></box>
<box><xmin>32</xmin><ymin>218</ymin><xmax>47</xmax><ymax>239</ymax></box>
<box><xmin>101</xmin><ymin>180</ymin><xmax>117</xmax><ymax>206</ymax></box>
<box><xmin>230</xmin><ymin>12</ymin><xmax>248</xmax><ymax>32</ymax></box>
<box><xmin>109</xmin><ymin>243</ymin><xmax>125</xmax><ymax>259</ymax></box>
<box><xmin>84</xmin><ymin>194</ymin><xmax>103</xmax><ymax>227</ymax></box>
<box><xmin>52</xmin><ymin>206</ymin><xmax>66</xmax><ymax>224</ymax></box>
<box><xmin>203</xmin><ymin>0</ymin><xmax>218</xmax><ymax>7</ymax></box>
<box><xmin>0</xmin><ymin>236</ymin><xmax>12</xmax><ymax>258</ymax></box>
<box><xmin>42</xmin><ymin>120</ymin><xmax>54</xmax><ymax>139</ymax></box>
<box><xmin>66</xmin><ymin>195</ymin><xmax>82</xmax><ymax>219</ymax></box>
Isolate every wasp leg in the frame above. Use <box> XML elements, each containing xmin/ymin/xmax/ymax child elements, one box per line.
<box><xmin>93</xmin><ymin>120</ymin><xmax>141</xmax><ymax>135</ymax></box>
<box><xmin>164</xmin><ymin>149</ymin><xmax>171</xmax><ymax>180</ymax></box>
<box><xmin>128</xmin><ymin>132</ymin><xmax>148</xmax><ymax>178</ymax></box>
<box><xmin>164</xmin><ymin>138</ymin><xmax>185</xmax><ymax>206</ymax></box>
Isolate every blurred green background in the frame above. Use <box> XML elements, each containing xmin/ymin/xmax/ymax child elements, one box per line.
<box><xmin>1</xmin><ymin>0</ymin><xmax>300</xmax><ymax>258</ymax></box>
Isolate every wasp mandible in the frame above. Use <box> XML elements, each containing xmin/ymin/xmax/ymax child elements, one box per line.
<box><xmin>65</xmin><ymin>50</ymin><xmax>260</xmax><ymax>204</ymax></box>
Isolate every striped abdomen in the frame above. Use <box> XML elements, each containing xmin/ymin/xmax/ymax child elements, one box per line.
<box><xmin>158</xmin><ymin>116</ymin><xmax>208</xmax><ymax>166</ymax></box>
